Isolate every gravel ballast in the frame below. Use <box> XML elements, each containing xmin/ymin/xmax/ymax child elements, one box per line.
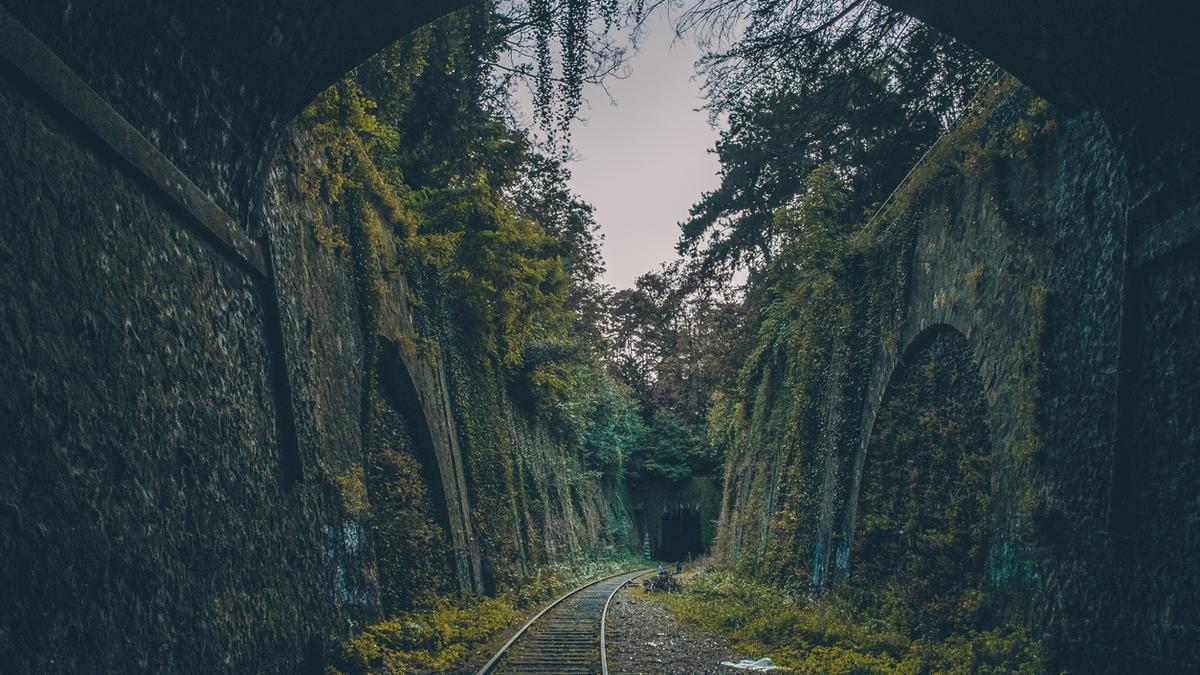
<box><xmin>605</xmin><ymin>584</ymin><xmax>737</xmax><ymax>675</ymax></box>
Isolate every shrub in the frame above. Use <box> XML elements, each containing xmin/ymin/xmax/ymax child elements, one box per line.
<box><xmin>658</xmin><ymin>569</ymin><xmax>1044</xmax><ymax>674</ymax></box>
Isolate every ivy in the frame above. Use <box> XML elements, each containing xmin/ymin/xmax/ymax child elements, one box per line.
<box><xmin>706</xmin><ymin>79</ymin><xmax>1059</xmax><ymax>636</ymax></box>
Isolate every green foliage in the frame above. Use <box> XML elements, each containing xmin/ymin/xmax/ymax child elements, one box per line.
<box><xmin>603</xmin><ymin>261</ymin><xmax>745</xmax><ymax>537</ymax></box>
<box><xmin>877</xmin><ymin>76</ymin><xmax>1056</xmax><ymax>223</ymax></box>
<box><xmin>535</xmin><ymin>357</ymin><xmax>648</xmax><ymax>473</ymax></box>
<box><xmin>418</xmin><ymin>178</ymin><xmax>571</xmax><ymax>365</ymax></box>
<box><xmin>679</xmin><ymin>23</ymin><xmax>991</xmax><ymax>282</ymax></box>
<box><xmin>301</xmin><ymin>7</ymin><xmax>602</xmax><ymax>368</ymax></box>
<box><xmin>294</xmin><ymin>4</ymin><xmax>649</xmax><ymax>628</ymax></box>
<box><xmin>366</xmin><ymin>437</ymin><xmax>452</xmax><ymax>612</ymax></box>
<box><xmin>335</xmin><ymin>595</ymin><xmax>520</xmax><ymax>675</ymax></box>
<box><xmin>713</xmin><ymin>168</ymin><xmax>866</xmax><ymax>576</ymax></box>
<box><xmin>299</xmin><ymin>78</ymin><xmax>403</xmax><ymax>252</ymax></box>
<box><xmin>512</xmin><ymin>155</ymin><xmax>610</xmax><ymax>347</ymax></box>
<box><xmin>1014</xmin><ymin>283</ymin><xmax>1052</xmax><ymax>534</ymax></box>
<box><xmin>608</xmin><ymin>263</ymin><xmax>752</xmax><ymax>424</ymax></box>
<box><xmin>330</xmin><ymin>549</ymin><xmax>640</xmax><ymax>675</ymax></box>
<box><xmin>705</xmin><ymin>76</ymin><xmax>1057</xmax><ymax>577</ymax></box>
<box><xmin>659</xmin><ymin>569</ymin><xmax>1045</xmax><ymax>674</ymax></box>
<box><xmin>628</xmin><ymin>411</ymin><xmax>720</xmax><ymax>483</ymax></box>
<box><xmin>1012</xmin><ymin>283</ymin><xmax>1048</xmax><ymax>464</ymax></box>
<box><xmin>334</xmin><ymin>466</ymin><xmax>371</xmax><ymax>518</ymax></box>
<box><xmin>677</xmin><ymin>0</ymin><xmax>988</xmax><ymax>119</ymax></box>
<box><xmin>705</xmin><ymin>390</ymin><xmax>743</xmax><ymax>449</ymax></box>
<box><xmin>854</xmin><ymin>332</ymin><xmax>992</xmax><ymax>636</ymax></box>
<box><xmin>687</xmin><ymin>66</ymin><xmax>1066</xmax><ymax>674</ymax></box>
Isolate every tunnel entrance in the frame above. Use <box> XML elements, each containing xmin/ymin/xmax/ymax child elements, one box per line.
<box><xmin>853</xmin><ymin>325</ymin><xmax>992</xmax><ymax>634</ymax></box>
<box><xmin>655</xmin><ymin>507</ymin><xmax>705</xmax><ymax>561</ymax></box>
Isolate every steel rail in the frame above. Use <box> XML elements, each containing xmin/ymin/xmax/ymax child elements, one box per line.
<box><xmin>477</xmin><ymin>567</ymin><xmax>653</xmax><ymax>675</ymax></box>
<box><xmin>599</xmin><ymin>569</ymin><xmax>655</xmax><ymax>675</ymax></box>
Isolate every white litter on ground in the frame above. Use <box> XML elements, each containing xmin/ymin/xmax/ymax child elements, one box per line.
<box><xmin>720</xmin><ymin>656</ymin><xmax>781</xmax><ymax>671</ymax></box>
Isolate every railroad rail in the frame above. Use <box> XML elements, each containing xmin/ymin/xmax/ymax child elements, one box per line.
<box><xmin>477</xmin><ymin>568</ymin><xmax>653</xmax><ymax>675</ymax></box>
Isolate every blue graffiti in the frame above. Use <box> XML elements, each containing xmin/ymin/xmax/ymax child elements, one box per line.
<box><xmin>811</xmin><ymin>540</ymin><xmax>824</xmax><ymax>586</ymax></box>
<box><xmin>835</xmin><ymin>539</ymin><xmax>850</xmax><ymax>572</ymax></box>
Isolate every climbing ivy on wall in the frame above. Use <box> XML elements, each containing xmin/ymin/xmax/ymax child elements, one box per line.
<box><xmin>293</xmin><ymin>5</ymin><xmax>646</xmax><ymax>616</ymax></box>
<box><xmin>712</xmin><ymin>160</ymin><xmax>905</xmax><ymax>582</ymax></box>
<box><xmin>366</xmin><ymin>400</ymin><xmax>453</xmax><ymax>611</ymax></box>
<box><xmin>853</xmin><ymin>330</ymin><xmax>992</xmax><ymax>636</ymax></box>
<box><xmin>705</xmin><ymin>77</ymin><xmax>1060</xmax><ymax>621</ymax></box>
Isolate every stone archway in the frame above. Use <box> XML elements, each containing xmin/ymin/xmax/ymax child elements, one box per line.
<box><xmin>371</xmin><ymin>339</ymin><xmax>457</xmax><ymax>610</ymax></box>
<box><xmin>851</xmin><ymin>325</ymin><xmax>992</xmax><ymax>634</ymax></box>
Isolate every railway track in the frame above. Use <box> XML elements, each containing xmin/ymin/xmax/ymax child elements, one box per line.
<box><xmin>477</xmin><ymin>568</ymin><xmax>653</xmax><ymax>675</ymax></box>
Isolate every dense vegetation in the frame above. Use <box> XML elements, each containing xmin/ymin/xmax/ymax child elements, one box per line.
<box><xmin>693</xmin><ymin>69</ymin><xmax>1055</xmax><ymax>610</ymax></box>
<box><xmin>854</xmin><ymin>331</ymin><xmax>992</xmax><ymax>635</ymax></box>
<box><xmin>650</xmin><ymin>0</ymin><xmax>1054</xmax><ymax>654</ymax></box>
<box><xmin>331</xmin><ymin>551</ymin><xmax>638</xmax><ymax>673</ymax></box>
<box><xmin>658</xmin><ymin>568</ymin><xmax>1043</xmax><ymax>673</ymax></box>
<box><xmin>300</xmin><ymin>0</ymin><xmax>1061</xmax><ymax>669</ymax></box>
<box><xmin>300</xmin><ymin>4</ymin><xmax>728</xmax><ymax>669</ymax></box>
<box><xmin>302</xmin><ymin>1</ymin><xmax>725</xmax><ymax>500</ymax></box>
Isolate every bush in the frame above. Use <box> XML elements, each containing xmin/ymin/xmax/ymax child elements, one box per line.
<box><xmin>330</xmin><ymin>549</ymin><xmax>641</xmax><ymax>674</ymax></box>
<box><xmin>658</xmin><ymin>569</ymin><xmax>1045</xmax><ymax>674</ymax></box>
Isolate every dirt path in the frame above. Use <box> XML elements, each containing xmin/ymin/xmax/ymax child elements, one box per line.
<box><xmin>605</xmin><ymin>582</ymin><xmax>736</xmax><ymax>675</ymax></box>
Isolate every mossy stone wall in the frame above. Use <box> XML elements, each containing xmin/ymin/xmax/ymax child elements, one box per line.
<box><xmin>0</xmin><ymin>42</ymin><xmax>630</xmax><ymax>674</ymax></box>
<box><xmin>716</xmin><ymin>84</ymin><xmax>1200</xmax><ymax>669</ymax></box>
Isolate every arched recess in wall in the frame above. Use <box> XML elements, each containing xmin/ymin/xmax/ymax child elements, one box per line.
<box><xmin>850</xmin><ymin>324</ymin><xmax>993</xmax><ymax>634</ymax></box>
<box><xmin>367</xmin><ymin>338</ymin><xmax>456</xmax><ymax>610</ymax></box>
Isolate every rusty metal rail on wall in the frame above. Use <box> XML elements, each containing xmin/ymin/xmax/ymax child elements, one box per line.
<box><xmin>0</xmin><ymin>6</ymin><xmax>267</xmax><ymax>279</ymax></box>
<box><xmin>0</xmin><ymin>6</ymin><xmax>305</xmax><ymax>486</ymax></box>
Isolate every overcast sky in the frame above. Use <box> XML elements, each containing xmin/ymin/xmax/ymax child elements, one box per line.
<box><xmin>563</xmin><ymin>15</ymin><xmax>722</xmax><ymax>290</ymax></box>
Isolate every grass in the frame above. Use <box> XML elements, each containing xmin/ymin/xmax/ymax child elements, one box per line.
<box><xmin>655</xmin><ymin>568</ymin><xmax>1045</xmax><ymax>674</ymax></box>
<box><xmin>329</xmin><ymin>547</ymin><xmax>642</xmax><ymax>674</ymax></box>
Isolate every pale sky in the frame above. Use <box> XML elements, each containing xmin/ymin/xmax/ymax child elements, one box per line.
<box><xmin>565</xmin><ymin>16</ymin><xmax>722</xmax><ymax>290</ymax></box>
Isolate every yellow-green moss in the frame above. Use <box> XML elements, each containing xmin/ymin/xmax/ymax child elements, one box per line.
<box><xmin>330</xmin><ymin>551</ymin><xmax>641</xmax><ymax>674</ymax></box>
<box><xmin>335</xmin><ymin>466</ymin><xmax>371</xmax><ymax>518</ymax></box>
<box><xmin>875</xmin><ymin>75</ymin><xmax>1055</xmax><ymax>224</ymax></box>
<box><xmin>658</xmin><ymin>569</ymin><xmax>1044</xmax><ymax>674</ymax></box>
<box><xmin>964</xmin><ymin>261</ymin><xmax>986</xmax><ymax>307</ymax></box>
<box><xmin>334</xmin><ymin>596</ymin><xmax>522</xmax><ymax>674</ymax></box>
<box><xmin>1017</xmin><ymin>485</ymin><xmax>1053</xmax><ymax>534</ymax></box>
<box><xmin>855</xmin><ymin>329</ymin><xmax>992</xmax><ymax>634</ymax></box>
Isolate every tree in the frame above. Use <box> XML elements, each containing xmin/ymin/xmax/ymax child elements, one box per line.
<box><xmin>619</xmin><ymin>0</ymin><xmax>993</xmax><ymax>286</ymax></box>
<box><xmin>607</xmin><ymin>262</ymin><xmax>750</xmax><ymax>423</ymax></box>
<box><xmin>656</xmin><ymin>0</ymin><xmax>985</xmax><ymax>114</ymax></box>
<box><xmin>309</xmin><ymin>6</ymin><xmax>625</xmax><ymax>366</ymax></box>
<box><xmin>627</xmin><ymin>410</ymin><xmax>721</xmax><ymax>482</ymax></box>
<box><xmin>493</xmin><ymin>0</ymin><xmax>632</xmax><ymax>150</ymax></box>
<box><xmin>510</xmin><ymin>153</ymin><xmax>612</xmax><ymax>350</ymax></box>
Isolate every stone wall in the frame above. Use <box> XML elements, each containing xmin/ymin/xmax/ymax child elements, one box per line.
<box><xmin>715</xmin><ymin>80</ymin><xmax>1200</xmax><ymax>669</ymax></box>
<box><xmin>0</xmin><ymin>55</ymin><xmax>357</xmax><ymax>673</ymax></box>
<box><xmin>0</xmin><ymin>7</ymin><xmax>628</xmax><ymax>672</ymax></box>
<box><xmin>0</xmin><ymin>0</ymin><xmax>467</xmax><ymax>217</ymax></box>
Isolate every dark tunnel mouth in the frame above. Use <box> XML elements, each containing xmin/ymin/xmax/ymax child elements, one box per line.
<box><xmin>655</xmin><ymin>507</ymin><xmax>705</xmax><ymax>561</ymax></box>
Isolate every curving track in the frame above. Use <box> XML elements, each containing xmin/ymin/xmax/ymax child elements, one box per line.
<box><xmin>478</xmin><ymin>568</ymin><xmax>653</xmax><ymax>675</ymax></box>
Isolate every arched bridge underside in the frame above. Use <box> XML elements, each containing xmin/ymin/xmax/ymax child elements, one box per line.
<box><xmin>0</xmin><ymin>0</ymin><xmax>1198</xmax><ymax>671</ymax></box>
